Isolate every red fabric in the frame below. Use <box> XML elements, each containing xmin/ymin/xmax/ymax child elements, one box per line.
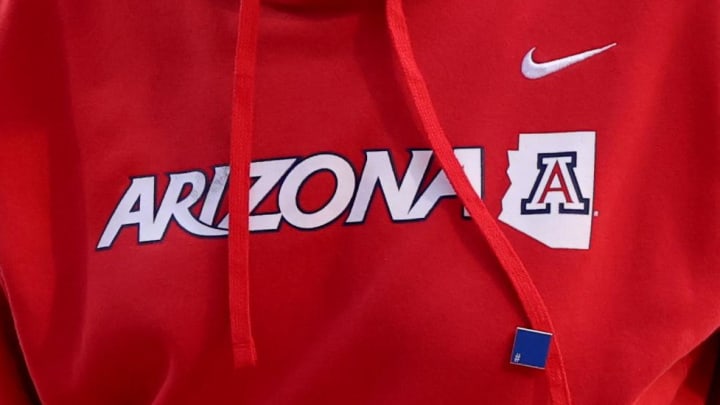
<box><xmin>0</xmin><ymin>0</ymin><xmax>718</xmax><ymax>404</ymax></box>
<box><xmin>635</xmin><ymin>335</ymin><xmax>719</xmax><ymax>405</ymax></box>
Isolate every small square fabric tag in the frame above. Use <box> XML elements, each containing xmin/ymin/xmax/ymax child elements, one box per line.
<box><xmin>510</xmin><ymin>327</ymin><xmax>552</xmax><ymax>369</ymax></box>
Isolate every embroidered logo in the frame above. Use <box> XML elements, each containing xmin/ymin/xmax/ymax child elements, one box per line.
<box><xmin>499</xmin><ymin>132</ymin><xmax>596</xmax><ymax>250</ymax></box>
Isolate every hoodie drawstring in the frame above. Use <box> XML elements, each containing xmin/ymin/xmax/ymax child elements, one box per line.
<box><xmin>385</xmin><ymin>0</ymin><xmax>572</xmax><ymax>403</ymax></box>
<box><xmin>229</xmin><ymin>0</ymin><xmax>572</xmax><ymax>402</ymax></box>
<box><xmin>229</xmin><ymin>0</ymin><xmax>259</xmax><ymax>368</ymax></box>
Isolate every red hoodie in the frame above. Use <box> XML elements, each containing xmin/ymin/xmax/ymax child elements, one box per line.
<box><xmin>1</xmin><ymin>0</ymin><xmax>719</xmax><ymax>403</ymax></box>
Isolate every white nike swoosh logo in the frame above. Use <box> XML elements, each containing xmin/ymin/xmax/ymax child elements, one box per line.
<box><xmin>521</xmin><ymin>43</ymin><xmax>617</xmax><ymax>79</ymax></box>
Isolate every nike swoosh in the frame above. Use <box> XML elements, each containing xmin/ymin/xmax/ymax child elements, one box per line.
<box><xmin>521</xmin><ymin>43</ymin><xmax>617</xmax><ymax>79</ymax></box>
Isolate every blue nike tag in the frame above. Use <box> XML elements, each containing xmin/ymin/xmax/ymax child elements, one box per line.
<box><xmin>510</xmin><ymin>327</ymin><xmax>552</xmax><ymax>369</ymax></box>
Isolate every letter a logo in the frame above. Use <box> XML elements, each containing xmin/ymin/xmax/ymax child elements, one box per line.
<box><xmin>521</xmin><ymin>152</ymin><xmax>589</xmax><ymax>215</ymax></box>
<box><xmin>499</xmin><ymin>132</ymin><xmax>596</xmax><ymax>250</ymax></box>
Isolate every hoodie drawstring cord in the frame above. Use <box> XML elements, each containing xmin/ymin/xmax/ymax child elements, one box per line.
<box><xmin>385</xmin><ymin>0</ymin><xmax>572</xmax><ymax>403</ymax></box>
<box><xmin>229</xmin><ymin>0</ymin><xmax>259</xmax><ymax>368</ymax></box>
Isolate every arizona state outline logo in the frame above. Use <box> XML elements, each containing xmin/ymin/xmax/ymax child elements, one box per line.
<box><xmin>499</xmin><ymin>131</ymin><xmax>596</xmax><ymax>250</ymax></box>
